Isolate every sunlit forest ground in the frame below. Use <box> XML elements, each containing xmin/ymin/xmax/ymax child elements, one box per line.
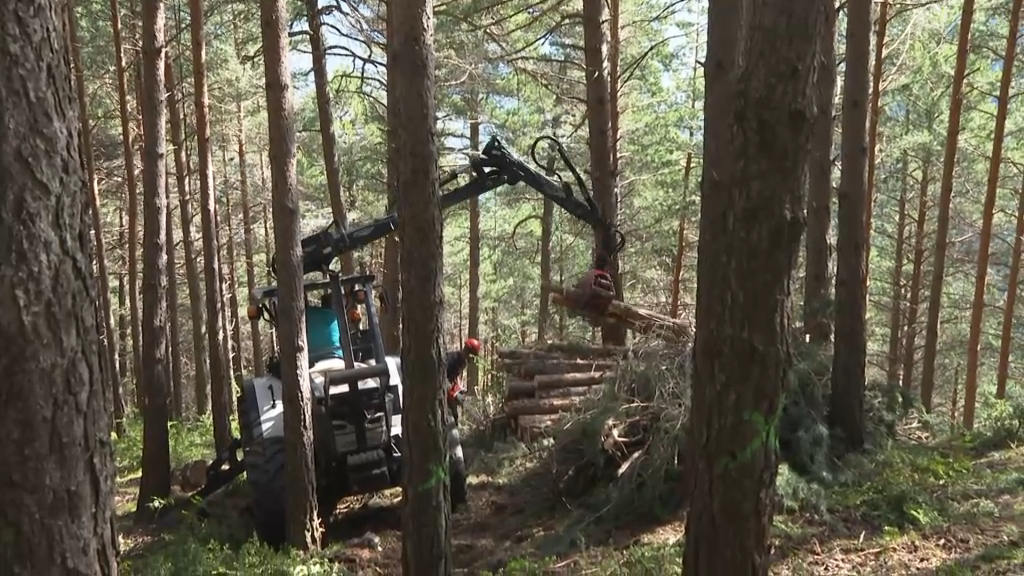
<box><xmin>113</xmin><ymin>350</ymin><xmax>1024</xmax><ymax>576</ymax></box>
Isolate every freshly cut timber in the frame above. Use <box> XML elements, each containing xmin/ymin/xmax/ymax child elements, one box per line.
<box><xmin>498</xmin><ymin>358</ymin><xmax>617</xmax><ymax>379</ymax></box>
<box><xmin>496</xmin><ymin>342</ymin><xmax>631</xmax><ymax>361</ymax></box>
<box><xmin>548</xmin><ymin>284</ymin><xmax>692</xmax><ymax>344</ymax></box>
<box><xmin>504</xmin><ymin>397</ymin><xmax>583</xmax><ymax>417</ymax></box>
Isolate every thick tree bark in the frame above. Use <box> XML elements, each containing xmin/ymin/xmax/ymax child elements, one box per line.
<box><xmin>828</xmin><ymin>0</ymin><xmax>871</xmax><ymax>454</ymax></box>
<box><xmin>920</xmin><ymin>0</ymin><xmax>975</xmax><ymax>413</ymax></box>
<box><xmin>136</xmin><ymin>0</ymin><xmax>172</xmax><ymax>513</ymax></box>
<box><xmin>305</xmin><ymin>0</ymin><xmax>355</xmax><ymax>276</ymax></box>
<box><xmin>467</xmin><ymin>115</ymin><xmax>481</xmax><ymax>393</ymax></box>
<box><xmin>901</xmin><ymin>155</ymin><xmax>931</xmax><ymax>391</ymax></box>
<box><xmin>237</xmin><ymin>101</ymin><xmax>264</xmax><ymax>375</ymax></box>
<box><xmin>260</xmin><ymin>0</ymin><xmax>320</xmax><ymax>550</ymax></box>
<box><xmin>683</xmin><ymin>0</ymin><xmax>821</xmax><ymax>572</ymax></box>
<box><xmin>862</xmin><ymin>0</ymin><xmax>890</xmax><ymax>286</ymax></box>
<box><xmin>582</xmin><ymin>0</ymin><xmax>626</xmax><ymax>346</ymax></box>
<box><xmin>165</xmin><ymin>57</ymin><xmax>209</xmax><ymax>412</ymax></box>
<box><xmin>109</xmin><ymin>0</ymin><xmax>143</xmax><ymax>404</ymax></box>
<box><xmin>996</xmin><ymin>171</ymin><xmax>1024</xmax><ymax>399</ymax></box>
<box><xmin>188</xmin><ymin>0</ymin><xmax>231</xmax><ymax>449</ymax></box>
<box><xmin>885</xmin><ymin>158</ymin><xmax>909</xmax><ymax>384</ymax></box>
<box><xmin>963</xmin><ymin>0</ymin><xmax>1020</xmax><ymax>426</ymax></box>
<box><xmin>391</xmin><ymin>0</ymin><xmax>452</xmax><ymax>570</ymax></box>
<box><xmin>669</xmin><ymin>152</ymin><xmax>694</xmax><ymax>319</ymax></box>
<box><xmin>0</xmin><ymin>4</ymin><xmax>119</xmax><ymax>571</ymax></box>
<box><xmin>803</xmin><ymin>2</ymin><xmax>837</xmax><ymax>345</ymax></box>
<box><xmin>69</xmin><ymin>4</ymin><xmax>125</xmax><ymax>433</ymax></box>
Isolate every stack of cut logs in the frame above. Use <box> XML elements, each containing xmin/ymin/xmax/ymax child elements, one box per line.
<box><xmin>498</xmin><ymin>342</ymin><xmax>630</xmax><ymax>441</ymax></box>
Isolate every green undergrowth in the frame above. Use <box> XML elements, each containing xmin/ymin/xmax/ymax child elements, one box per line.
<box><xmin>115</xmin><ymin>415</ymin><xmax>232</xmax><ymax>481</ymax></box>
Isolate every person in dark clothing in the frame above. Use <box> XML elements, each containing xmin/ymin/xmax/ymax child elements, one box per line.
<box><xmin>445</xmin><ymin>338</ymin><xmax>481</xmax><ymax>424</ymax></box>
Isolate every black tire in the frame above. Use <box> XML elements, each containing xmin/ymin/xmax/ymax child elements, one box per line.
<box><xmin>450</xmin><ymin>452</ymin><xmax>468</xmax><ymax>511</ymax></box>
<box><xmin>245</xmin><ymin>436</ymin><xmax>287</xmax><ymax>547</ymax></box>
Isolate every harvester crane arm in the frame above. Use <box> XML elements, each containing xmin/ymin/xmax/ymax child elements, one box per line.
<box><xmin>270</xmin><ymin>135</ymin><xmax>625</xmax><ymax>280</ymax></box>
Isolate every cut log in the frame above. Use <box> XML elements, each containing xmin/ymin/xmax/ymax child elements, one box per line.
<box><xmin>495</xmin><ymin>349</ymin><xmax>566</xmax><ymax>361</ymax></box>
<box><xmin>504</xmin><ymin>397</ymin><xmax>582</xmax><ymax>417</ymax></box>
<box><xmin>498</xmin><ymin>359</ymin><xmax>618</xmax><ymax>379</ymax></box>
<box><xmin>534</xmin><ymin>371</ymin><xmax>612</xmax><ymax>389</ymax></box>
<box><xmin>496</xmin><ymin>343</ymin><xmax>630</xmax><ymax>361</ymax></box>
<box><xmin>548</xmin><ymin>285</ymin><xmax>692</xmax><ymax>344</ymax></box>
<box><xmin>537</xmin><ymin>386</ymin><xmax>600</xmax><ymax>399</ymax></box>
<box><xmin>505</xmin><ymin>379</ymin><xmax>537</xmax><ymax>399</ymax></box>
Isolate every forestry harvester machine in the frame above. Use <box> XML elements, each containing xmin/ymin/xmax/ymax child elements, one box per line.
<box><xmin>193</xmin><ymin>135</ymin><xmax>625</xmax><ymax>546</ymax></box>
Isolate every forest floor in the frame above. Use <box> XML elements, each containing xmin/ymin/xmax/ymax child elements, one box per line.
<box><xmin>113</xmin><ymin>415</ymin><xmax>1024</xmax><ymax>575</ymax></box>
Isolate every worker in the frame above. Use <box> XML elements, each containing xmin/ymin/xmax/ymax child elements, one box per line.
<box><xmin>445</xmin><ymin>338</ymin><xmax>481</xmax><ymax>424</ymax></box>
<box><xmin>305</xmin><ymin>291</ymin><xmax>344</xmax><ymax>363</ymax></box>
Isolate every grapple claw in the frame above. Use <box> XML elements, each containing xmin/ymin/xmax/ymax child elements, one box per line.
<box><xmin>572</xmin><ymin>268</ymin><xmax>617</xmax><ymax>319</ymax></box>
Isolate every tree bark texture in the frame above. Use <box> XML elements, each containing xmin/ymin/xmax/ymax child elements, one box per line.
<box><xmin>803</xmin><ymin>1</ymin><xmax>837</xmax><ymax>345</ymax></box>
<box><xmin>188</xmin><ymin>0</ymin><xmax>231</xmax><ymax>449</ymax></box>
<box><xmin>382</xmin><ymin>0</ymin><xmax>403</xmax><ymax>355</ymax></box>
<box><xmin>0</xmin><ymin>2</ymin><xmax>119</xmax><ymax>572</ymax></box>
<box><xmin>582</xmin><ymin>0</ymin><xmax>626</xmax><ymax>346</ymax></box>
<box><xmin>919</xmin><ymin>0</ymin><xmax>975</xmax><ymax>413</ymax></box>
<box><xmin>260</xmin><ymin>0</ymin><xmax>320</xmax><ymax>550</ymax></box>
<box><xmin>828</xmin><ymin>0</ymin><xmax>871</xmax><ymax>454</ymax></box>
<box><xmin>391</xmin><ymin>0</ymin><xmax>452</xmax><ymax>571</ymax></box>
<box><xmin>683</xmin><ymin>0</ymin><xmax>822</xmax><ymax>573</ymax></box>
<box><xmin>136</xmin><ymin>0</ymin><xmax>172</xmax><ymax>512</ymax></box>
<box><xmin>962</xmin><ymin>0</ymin><xmax>1020</xmax><ymax>427</ymax></box>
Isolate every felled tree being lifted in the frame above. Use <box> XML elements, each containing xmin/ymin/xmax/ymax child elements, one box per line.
<box><xmin>547</xmin><ymin>283</ymin><xmax>692</xmax><ymax>344</ymax></box>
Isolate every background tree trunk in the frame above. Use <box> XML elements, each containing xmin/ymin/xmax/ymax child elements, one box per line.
<box><xmin>901</xmin><ymin>155</ymin><xmax>932</xmax><ymax>392</ymax></box>
<box><xmin>803</xmin><ymin>1</ymin><xmax>837</xmax><ymax>345</ymax></box>
<box><xmin>828</xmin><ymin>0</ymin><xmax>871</xmax><ymax>454</ymax></box>
<box><xmin>683</xmin><ymin>0</ymin><xmax>821</xmax><ymax>571</ymax></box>
<box><xmin>862</xmin><ymin>0</ymin><xmax>890</xmax><ymax>286</ymax></box>
<box><xmin>260</xmin><ymin>0</ymin><xmax>320</xmax><ymax>550</ymax></box>
<box><xmin>962</xmin><ymin>0</ymin><xmax>1020</xmax><ymax>428</ymax></box>
<box><xmin>669</xmin><ymin>152</ymin><xmax>694</xmax><ymax>319</ymax></box>
<box><xmin>382</xmin><ymin>0</ymin><xmax>402</xmax><ymax>355</ymax></box>
<box><xmin>136</xmin><ymin>0</ymin><xmax>172</xmax><ymax>513</ymax></box>
<box><xmin>885</xmin><ymin>158</ymin><xmax>909</xmax><ymax>384</ymax></box>
<box><xmin>0</xmin><ymin>3</ymin><xmax>119</xmax><ymax>570</ymax></box>
<box><xmin>391</xmin><ymin>0</ymin><xmax>452</xmax><ymax>570</ymax></box>
<box><xmin>996</xmin><ymin>171</ymin><xmax>1024</xmax><ymax>399</ymax></box>
<box><xmin>238</xmin><ymin>101</ymin><xmax>265</xmax><ymax>375</ymax></box>
<box><xmin>919</xmin><ymin>0</ymin><xmax>975</xmax><ymax>413</ymax></box>
<box><xmin>188</xmin><ymin>0</ymin><xmax>231</xmax><ymax>450</ymax></box>
<box><xmin>467</xmin><ymin>114</ymin><xmax>481</xmax><ymax>393</ymax></box>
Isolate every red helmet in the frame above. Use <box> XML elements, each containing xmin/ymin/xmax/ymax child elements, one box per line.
<box><xmin>464</xmin><ymin>338</ymin><xmax>482</xmax><ymax>355</ymax></box>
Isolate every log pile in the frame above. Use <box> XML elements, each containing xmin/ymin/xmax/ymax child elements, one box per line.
<box><xmin>547</xmin><ymin>284</ymin><xmax>692</xmax><ymax>345</ymax></box>
<box><xmin>498</xmin><ymin>342</ymin><xmax>627</xmax><ymax>442</ymax></box>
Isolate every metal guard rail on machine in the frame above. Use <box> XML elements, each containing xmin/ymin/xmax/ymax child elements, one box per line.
<box><xmin>269</xmin><ymin>135</ymin><xmax>626</xmax><ymax>315</ymax></box>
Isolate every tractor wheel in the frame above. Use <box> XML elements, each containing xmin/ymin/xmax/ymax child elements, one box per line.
<box><xmin>450</xmin><ymin>452</ymin><xmax>468</xmax><ymax>511</ymax></box>
<box><xmin>245</xmin><ymin>436</ymin><xmax>287</xmax><ymax>547</ymax></box>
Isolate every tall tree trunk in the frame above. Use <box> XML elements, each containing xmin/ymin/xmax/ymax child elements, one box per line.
<box><xmin>262</xmin><ymin>196</ymin><xmax>278</xmax><ymax>352</ymax></box>
<box><xmin>238</xmin><ymin>101</ymin><xmax>264</xmax><ymax>376</ymax></box>
<box><xmin>391</xmin><ymin>0</ymin><xmax>452</xmax><ymax>570</ymax></box>
<box><xmin>260</xmin><ymin>0</ymin><xmax>320</xmax><ymax>550</ymax></box>
<box><xmin>110</xmin><ymin>0</ymin><xmax>143</xmax><ymax>405</ymax></box>
<box><xmin>166</xmin><ymin>188</ymin><xmax>185</xmax><ymax>419</ymax></box>
<box><xmin>669</xmin><ymin>152</ymin><xmax>694</xmax><ymax>319</ymax></box>
<box><xmin>70</xmin><ymin>3</ymin><xmax>125</xmax><ymax>434</ymax></box>
<box><xmin>885</xmin><ymin>158</ymin><xmax>909</xmax><ymax>384</ymax></box>
<box><xmin>963</xmin><ymin>0</ymin><xmax>1020</xmax><ymax>427</ymax></box>
<box><xmin>862</xmin><ymin>0</ymin><xmax>890</xmax><ymax>287</ymax></box>
<box><xmin>0</xmin><ymin>4</ymin><xmax>119</xmax><ymax>570</ymax></box>
<box><xmin>304</xmin><ymin>0</ymin><xmax>354</xmax><ymax>276</ymax></box>
<box><xmin>136</xmin><ymin>0</ymin><xmax>172</xmax><ymax>514</ymax></box>
<box><xmin>165</xmin><ymin>56</ymin><xmax>209</xmax><ymax>414</ymax></box>
<box><xmin>901</xmin><ymin>155</ymin><xmax>931</xmax><ymax>392</ymax></box>
<box><xmin>467</xmin><ymin>114</ymin><xmax>481</xmax><ymax>393</ymax></box>
<box><xmin>829</xmin><ymin>0</ymin><xmax>871</xmax><ymax>454</ymax></box>
<box><xmin>382</xmin><ymin>0</ymin><xmax>402</xmax><ymax>355</ymax></box>
<box><xmin>583</xmin><ymin>0</ymin><xmax>626</xmax><ymax>346</ymax></box>
<box><xmin>920</xmin><ymin>0</ymin><xmax>976</xmax><ymax>413</ymax></box>
<box><xmin>224</xmin><ymin>186</ymin><xmax>244</xmax><ymax>378</ymax></box>
<box><xmin>188</xmin><ymin>0</ymin><xmax>231</xmax><ymax>450</ymax></box>
<box><xmin>803</xmin><ymin>2</ymin><xmax>837</xmax><ymax>345</ymax></box>
<box><xmin>683</xmin><ymin>0</ymin><xmax>821</xmax><ymax>570</ymax></box>
<box><xmin>996</xmin><ymin>170</ymin><xmax>1024</xmax><ymax>399</ymax></box>
<box><xmin>118</xmin><ymin>209</ymin><xmax>130</xmax><ymax>395</ymax></box>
